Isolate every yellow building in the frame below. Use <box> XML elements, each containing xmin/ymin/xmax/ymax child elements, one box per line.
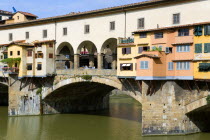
<box><xmin>193</xmin><ymin>23</ymin><xmax>210</xmax><ymax>80</ymax></box>
<box><xmin>6</xmin><ymin>41</ymin><xmax>34</xmax><ymax>78</ymax></box>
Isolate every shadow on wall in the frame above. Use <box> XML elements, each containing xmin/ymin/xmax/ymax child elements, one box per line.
<box><xmin>0</xmin><ymin>83</ymin><xmax>8</xmax><ymax>106</ymax></box>
<box><xmin>42</xmin><ymin>82</ymin><xmax>116</xmax><ymax>114</ymax></box>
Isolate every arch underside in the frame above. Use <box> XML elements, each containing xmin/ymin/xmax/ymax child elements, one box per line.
<box><xmin>43</xmin><ymin>82</ymin><xmax>116</xmax><ymax>114</ymax></box>
<box><xmin>0</xmin><ymin>83</ymin><xmax>8</xmax><ymax>106</ymax></box>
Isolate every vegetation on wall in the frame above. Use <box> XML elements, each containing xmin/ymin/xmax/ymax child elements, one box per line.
<box><xmin>81</xmin><ymin>75</ymin><xmax>92</xmax><ymax>81</ymax></box>
<box><xmin>0</xmin><ymin>58</ymin><xmax>21</xmax><ymax>67</ymax></box>
<box><xmin>206</xmin><ymin>95</ymin><xmax>210</xmax><ymax>104</ymax></box>
<box><xmin>36</xmin><ymin>87</ymin><xmax>42</xmax><ymax>95</ymax></box>
<box><xmin>147</xmin><ymin>47</ymin><xmax>162</xmax><ymax>52</ymax></box>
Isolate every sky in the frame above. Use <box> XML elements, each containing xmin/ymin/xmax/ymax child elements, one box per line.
<box><xmin>1</xmin><ymin>0</ymin><xmax>144</xmax><ymax>18</ymax></box>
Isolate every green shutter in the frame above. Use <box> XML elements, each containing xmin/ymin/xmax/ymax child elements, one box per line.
<box><xmin>204</xmin><ymin>43</ymin><xmax>210</xmax><ymax>53</ymax></box>
<box><xmin>195</xmin><ymin>44</ymin><xmax>202</xmax><ymax>53</ymax></box>
<box><xmin>204</xmin><ymin>25</ymin><xmax>210</xmax><ymax>35</ymax></box>
<box><xmin>194</xmin><ymin>26</ymin><xmax>203</xmax><ymax>36</ymax></box>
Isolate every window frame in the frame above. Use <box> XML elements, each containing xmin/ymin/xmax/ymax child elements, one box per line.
<box><xmin>140</xmin><ymin>61</ymin><xmax>149</xmax><ymax>69</ymax></box>
<box><xmin>176</xmin><ymin>45</ymin><xmax>190</xmax><ymax>52</ymax></box>
<box><xmin>9</xmin><ymin>33</ymin><xmax>13</xmax><ymax>41</ymax></box>
<box><xmin>43</xmin><ymin>29</ymin><xmax>47</xmax><ymax>38</ymax></box>
<box><xmin>25</xmin><ymin>32</ymin><xmax>29</xmax><ymax>39</ymax></box>
<box><xmin>168</xmin><ymin>62</ymin><xmax>174</xmax><ymax>70</ymax></box>
<box><xmin>138</xmin><ymin>18</ymin><xmax>145</xmax><ymax>29</ymax></box>
<box><xmin>27</xmin><ymin>64</ymin><xmax>33</xmax><ymax>71</ymax></box>
<box><xmin>178</xmin><ymin>28</ymin><xmax>189</xmax><ymax>36</ymax></box>
<box><xmin>84</xmin><ymin>25</ymin><xmax>90</xmax><ymax>34</ymax></box>
<box><xmin>154</xmin><ymin>32</ymin><xmax>163</xmax><ymax>39</ymax></box>
<box><xmin>63</xmin><ymin>27</ymin><xmax>67</xmax><ymax>36</ymax></box>
<box><xmin>176</xmin><ymin>62</ymin><xmax>190</xmax><ymax>70</ymax></box>
<box><xmin>173</xmin><ymin>13</ymin><xmax>180</xmax><ymax>24</ymax></box>
<box><xmin>110</xmin><ymin>21</ymin><xmax>115</xmax><ymax>31</ymax></box>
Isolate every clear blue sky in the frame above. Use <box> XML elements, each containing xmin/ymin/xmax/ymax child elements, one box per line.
<box><xmin>1</xmin><ymin>0</ymin><xmax>144</xmax><ymax>18</ymax></box>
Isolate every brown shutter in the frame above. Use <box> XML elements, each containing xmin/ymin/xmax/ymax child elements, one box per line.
<box><xmin>35</xmin><ymin>53</ymin><xmax>37</xmax><ymax>58</ymax></box>
<box><xmin>139</xmin><ymin>47</ymin><xmax>143</xmax><ymax>54</ymax></box>
<box><xmin>127</xmin><ymin>48</ymin><xmax>131</xmax><ymax>54</ymax></box>
<box><xmin>122</xmin><ymin>48</ymin><xmax>125</xmax><ymax>54</ymax></box>
<box><xmin>131</xmin><ymin>63</ymin><xmax>133</xmax><ymax>71</ymax></box>
<box><xmin>120</xmin><ymin>64</ymin><xmax>123</xmax><ymax>71</ymax></box>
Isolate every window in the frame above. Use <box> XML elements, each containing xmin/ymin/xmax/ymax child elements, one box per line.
<box><xmin>49</xmin><ymin>53</ymin><xmax>53</xmax><ymax>58</ymax></box>
<box><xmin>0</xmin><ymin>16</ymin><xmax>2</xmax><ymax>20</ymax></box>
<box><xmin>165</xmin><ymin>47</ymin><xmax>172</xmax><ymax>53</ymax></box>
<box><xmin>49</xmin><ymin>43</ymin><xmax>53</xmax><ymax>48</ymax></box>
<box><xmin>36</xmin><ymin>51</ymin><xmax>43</xmax><ymax>58</ymax></box>
<box><xmin>17</xmin><ymin>51</ymin><xmax>20</xmax><ymax>55</ymax></box>
<box><xmin>122</xmin><ymin>48</ymin><xmax>131</xmax><ymax>54</ymax></box>
<box><xmin>4</xmin><ymin>54</ymin><xmax>7</xmax><ymax>59</ymax></box>
<box><xmin>27</xmin><ymin>64</ymin><xmax>32</xmax><ymax>70</ymax></box>
<box><xmin>168</xmin><ymin>62</ymin><xmax>174</xmax><ymax>70</ymax></box>
<box><xmin>138</xmin><ymin>47</ymin><xmax>143</xmax><ymax>54</ymax></box>
<box><xmin>27</xmin><ymin>50</ymin><xmax>32</xmax><ymax>57</ymax></box>
<box><xmin>26</xmin><ymin>32</ymin><xmax>29</xmax><ymax>39</ymax></box>
<box><xmin>178</xmin><ymin>28</ymin><xmax>189</xmax><ymax>36</ymax></box>
<box><xmin>176</xmin><ymin>45</ymin><xmax>190</xmax><ymax>52</ymax></box>
<box><xmin>159</xmin><ymin>46</ymin><xmax>163</xmax><ymax>51</ymax></box>
<box><xmin>63</xmin><ymin>27</ymin><xmax>67</xmax><ymax>36</ymax></box>
<box><xmin>176</xmin><ymin>62</ymin><xmax>190</xmax><ymax>70</ymax></box>
<box><xmin>138</xmin><ymin>18</ymin><xmax>145</xmax><ymax>29</ymax></box>
<box><xmin>0</xmin><ymin>55</ymin><xmax>3</xmax><ymax>59</ymax></box>
<box><xmin>204</xmin><ymin>25</ymin><xmax>210</xmax><ymax>35</ymax></box>
<box><xmin>140</xmin><ymin>32</ymin><xmax>147</xmax><ymax>38</ymax></box>
<box><xmin>194</xmin><ymin>26</ymin><xmax>203</xmax><ymax>36</ymax></box>
<box><xmin>84</xmin><ymin>25</ymin><xmax>90</xmax><ymax>34</ymax></box>
<box><xmin>37</xmin><ymin>63</ymin><xmax>42</xmax><ymax>70</ymax></box>
<box><xmin>173</xmin><ymin>13</ymin><xmax>180</xmax><ymax>24</ymax></box>
<box><xmin>204</xmin><ymin>43</ymin><xmax>210</xmax><ymax>53</ymax></box>
<box><xmin>9</xmin><ymin>33</ymin><xmax>13</xmax><ymax>41</ymax></box>
<box><xmin>17</xmin><ymin>16</ymin><xmax>19</xmax><ymax>20</ymax></box>
<box><xmin>43</xmin><ymin>30</ymin><xmax>47</xmax><ymax>38</ymax></box>
<box><xmin>110</xmin><ymin>21</ymin><xmax>115</xmax><ymax>30</ymax></box>
<box><xmin>154</xmin><ymin>32</ymin><xmax>163</xmax><ymax>39</ymax></box>
<box><xmin>195</xmin><ymin>44</ymin><xmax>202</xmax><ymax>53</ymax></box>
<box><xmin>10</xmin><ymin>51</ymin><xmax>13</xmax><ymax>56</ymax></box>
<box><xmin>199</xmin><ymin>63</ymin><xmax>210</xmax><ymax>72</ymax></box>
<box><xmin>140</xmin><ymin>61</ymin><xmax>149</xmax><ymax>69</ymax></box>
<box><xmin>120</xmin><ymin>63</ymin><xmax>133</xmax><ymax>71</ymax></box>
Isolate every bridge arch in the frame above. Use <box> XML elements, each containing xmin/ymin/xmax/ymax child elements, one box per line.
<box><xmin>76</xmin><ymin>40</ymin><xmax>98</xmax><ymax>68</ymax></box>
<box><xmin>42</xmin><ymin>76</ymin><xmax>124</xmax><ymax>114</ymax></box>
<box><xmin>100</xmin><ymin>38</ymin><xmax>117</xmax><ymax>69</ymax></box>
<box><xmin>56</xmin><ymin>42</ymin><xmax>74</xmax><ymax>69</ymax></box>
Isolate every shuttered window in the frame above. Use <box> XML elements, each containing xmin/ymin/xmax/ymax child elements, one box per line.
<box><xmin>140</xmin><ymin>61</ymin><xmax>149</xmax><ymax>69</ymax></box>
<box><xmin>168</xmin><ymin>62</ymin><xmax>174</xmax><ymax>70</ymax></box>
<box><xmin>122</xmin><ymin>47</ymin><xmax>131</xmax><ymax>54</ymax></box>
<box><xmin>176</xmin><ymin>45</ymin><xmax>190</xmax><ymax>52</ymax></box>
<box><xmin>194</xmin><ymin>26</ymin><xmax>203</xmax><ymax>36</ymax></box>
<box><xmin>138</xmin><ymin>18</ymin><xmax>145</xmax><ymax>29</ymax></box>
<box><xmin>195</xmin><ymin>44</ymin><xmax>202</xmax><ymax>53</ymax></box>
<box><xmin>178</xmin><ymin>28</ymin><xmax>189</xmax><ymax>36</ymax></box>
<box><xmin>204</xmin><ymin>43</ymin><xmax>210</xmax><ymax>53</ymax></box>
<box><xmin>204</xmin><ymin>25</ymin><xmax>210</xmax><ymax>35</ymax></box>
<box><xmin>176</xmin><ymin>62</ymin><xmax>190</xmax><ymax>70</ymax></box>
<box><xmin>173</xmin><ymin>13</ymin><xmax>180</xmax><ymax>24</ymax></box>
<box><xmin>110</xmin><ymin>21</ymin><xmax>115</xmax><ymax>30</ymax></box>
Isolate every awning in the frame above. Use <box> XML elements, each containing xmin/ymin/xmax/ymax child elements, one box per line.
<box><xmin>122</xmin><ymin>64</ymin><xmax>127</xmax><ymax>66</ymax></box>
<box><xmin>126</xmin><ymin>64</ymin><xmax>131</xmax><ymax>66</ymax></box>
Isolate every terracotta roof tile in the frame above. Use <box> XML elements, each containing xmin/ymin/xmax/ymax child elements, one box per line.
<box><xmin>134</xmin><ymin>54</ymin><xmax>160</xmax><ymax>59</ymax></box>
<box><xmin>17</xmin><ymin>11</ymin><xmax>38</xmax><ymax>18</ymax></box>
<box><xmin>34</xmin><ymin>40</ymin><xmax>55</xmax><ymax>44</ymax></box>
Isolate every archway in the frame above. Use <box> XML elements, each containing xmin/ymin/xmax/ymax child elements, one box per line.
<box><xmin>101</xmin><ymin>38</ymin><xmax>117</xmax><ymax>69</ymax></box>
<box><xmin>76</xmin><ymin>41</ymin><xmax>97</xmax><ymax>69</ymax></box>
<box><xmin>56</xmin><ymin>42</ymin><xmax>74</xmax><ymax>69</ymax></box>
<box><xmin>0</xmin><ymin>83</ymin><xmax>8</xmax><ymax>106</ymax></box>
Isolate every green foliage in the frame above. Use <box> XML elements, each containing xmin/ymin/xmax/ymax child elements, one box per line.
<box><xmin>206</xmin><ymin>95</ymin><xmax>210</xmax><ymax>104</ymax></box>
<box><xmin>0</xmin><ymin>58</ymin><xmax>21</xmax><ymax>67</ymax></box>
<box><xmin>81</xmin><ymin>75</ymin><xmax>92</xmax><ymax>81</ymax></box>
<box><xmin>36</xmin><ymin>87</ymin><xmax>42</xmax><ymax>95</ymax></box>
<box><xmin>147</xmin><ymin>47</ymin><xmax>162</xmax><ymax>52</ymax></box>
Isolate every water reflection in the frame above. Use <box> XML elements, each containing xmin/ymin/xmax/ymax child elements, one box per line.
<box><xmin>0</xmin><ymin>95</ymin><xmax>210</xmax><ymax>140</ymax></box>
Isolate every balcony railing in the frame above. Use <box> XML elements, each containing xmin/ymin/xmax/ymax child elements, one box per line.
<box><xmin>119</xmin><ymin>38</ymin><xmax>134</xmax><ymax>44</ymax></box>
<box><xmin>2</xmin><ymin>67</ymin><xmax>19</xmax><ymax>74</ymax></box>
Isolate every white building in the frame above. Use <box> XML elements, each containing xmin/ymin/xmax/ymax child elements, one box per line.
<box><xmin>0</xmin><ymin>0</ymin><xmax>210</xmax><ymax>71</ymax></box>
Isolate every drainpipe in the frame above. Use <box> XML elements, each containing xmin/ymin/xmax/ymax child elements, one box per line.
<box><xmin>54</xmin><ymin>21</ymin><xmax>57</xmax><ymax>74</ymax></box>
<box><xmin>122</xmin><ymin>8</ymin><xmax>127</xmax><ymax>38</ymax></box>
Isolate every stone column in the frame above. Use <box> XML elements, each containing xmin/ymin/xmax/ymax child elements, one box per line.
<box><xmin>112</xmin><ymin>54</ymin><xmax>117</xmax><ymax>70</ymax></box>
<box><xmin>97</xmin><ymin>53</ymin><xmax>103</xmax><ymax>69</ymax></box>
<box><xmin>74</xmin><ymin>54</ymin><xmax>79</xmax><ymax>69</ymax></box>
<box><xmin>89</xmin><ymin>54</ymin><xmax>94</xmax><ymax>67</ymax></box>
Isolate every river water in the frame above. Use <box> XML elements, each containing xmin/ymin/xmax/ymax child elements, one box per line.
<box><xmin>0</xmin><ymin>95</ymin><xmax>210</xmax><ymax>140</ymax></box>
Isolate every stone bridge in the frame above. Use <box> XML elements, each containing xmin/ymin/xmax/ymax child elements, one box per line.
<box><xmin>1</xmin><ymin>70</ymin><xmax>210</xmax><ymax>136</ymax></box>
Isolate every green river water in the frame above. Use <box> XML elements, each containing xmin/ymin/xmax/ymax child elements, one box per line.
<box><xmin>0</xmin><ymin>95</ymin><xmax>210</xmax><ymax>140</ymax></box>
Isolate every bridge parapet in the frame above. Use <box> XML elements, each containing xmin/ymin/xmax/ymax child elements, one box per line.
<box><xmin>56</xmin><ymin>69</ymin><xmax>117</xmax><ymax>76</ymax></box>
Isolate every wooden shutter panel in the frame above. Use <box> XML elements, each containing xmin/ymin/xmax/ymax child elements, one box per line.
<box><xmin>130</xmin><ymin>63</ymin><xmax>133</xmax><ymax>71</ymax></box>
<box><xmin>127</xmin><ymin>48</ymin><xmax>131</xmax><ymax>54</ymax></box>
<box><xmin>195</xmin><ymin>44</ymin><xmax>202</xmax><ymax>53</ymax></box>
<box><xmin>35</xmin><ymin>53</ymin><xmax>37</xmax><ymax>58</ymax></box>
<box><xmin>122</xmin><ymin>48</ymin><xmax>125</xmax><ymax>54</ymax></box>
<box><xmin>139</xmin><ymin>47</ymin><xmax>143</xmax><ymax>54</ymax></box>
<box><xmin>120</xmin><ymin>64</ymin><xmax>123</xmax><ymax>71</ymax></box>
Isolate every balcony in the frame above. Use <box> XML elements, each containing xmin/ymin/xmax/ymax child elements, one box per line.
<box><xmin>119</xmin><ymin>38</ymin><xmax>134</xmax><ymax>44</ymax></box>
<box><xmin>2</xmin><ymin>67</ymin><xmax>19</xmax><ymax>74</ymax></box>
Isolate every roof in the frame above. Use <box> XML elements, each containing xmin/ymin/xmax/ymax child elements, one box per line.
<box><xmin>34</xmin><ymin>40</ymin><xmax>55</xmax><ymax>44</ymax></box>
<box><xmin>0</xmin><ymin>10</ymin><xmax>12</xmax><ymax>15</ymax></box>
<box><xmin>118</xmin><ymin>43</ymin><xmax>136</xmax><ymax>47</ymax></box>
<box><xmin>134</xmin><ymin>54</ymin><xmax>160</xmax><ymax>59</ymax></box>
<box><xmin>15</xmin><ymin>11</ymin><xmax>38</xmax><ymax>18</ymax></box>
<box><xmin>5</xmin><ymin>41</ymin><xmax>34</xmax><ymax>47</ymax></box>
<box><xmin>172</xmin><ymin>42</ymin><xmax>194</xmax><ymax>45</ymax></box>
<box><xmin>0</xmin><ymin>0</ymin><xmax>186</xmax><ymax>28</ymax></box>
<box><xmin>133</xmin><ymin>21</ymin><xmax>210</xmax><ymax>33</ymax></box>
<box><xmin>0</xmin><ymin>40</ymin><xmax>25</xmax><ymax>47</ymax></box>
